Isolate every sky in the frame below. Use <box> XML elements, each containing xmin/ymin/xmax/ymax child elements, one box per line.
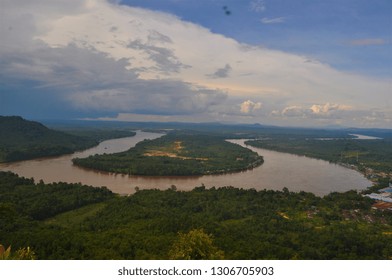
<box><xmin>0</xmin><ymin>0</ymin><xmax>391</xmax><ymax>128</ymax></box>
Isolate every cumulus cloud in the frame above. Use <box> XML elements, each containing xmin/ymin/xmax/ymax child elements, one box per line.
<box><xmin>278</xmin><ymin>103</ymin><xmax>352</xmax><ymax>119</ymax></box>
<box><xmin>310</xmin><ymin>103</ymin><xmax>352</xmax><ymax>115</ymax></box>
<box><xmin>240</xmin><ymin>100</ymin><xmax>262</xmax><ymax>114</ymax></box>
<box><xmin>281</xmin><ymin>106</ymin><xmax>308</xmax><ymax>118</ymax></box>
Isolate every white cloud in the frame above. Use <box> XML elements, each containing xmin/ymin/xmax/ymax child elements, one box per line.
<box><xmin>240</xmin><ymin>100</ymin><xmax>262</xmax><ymax>114</ymax></box>
<box><xmin>261</xmin><ymin>17</ymin><xmax>285</xmax><ymax>24</ymax></box>
<box><xmin>271</xmin><ymin>102</ymin><xmax>391</xmax><ymax>128</ymax></box>
<box><xmin>280</xmin><ymin>103</ymin><xmax>352</xmax><ymax>119</ymax></box>
<box><xmin>310</xmin><ymin>103</ymin><xmax>352</xmax><ymax>115</ymax></box>
<box><xmin>281</xmin><ymin>106</ymin><xmax>308</xmax><ymax>118</ymax></box>
<box><xmin>250</xmin><ymin>0</ymin><xmax>266</xmax><ymax>13</ymax></box>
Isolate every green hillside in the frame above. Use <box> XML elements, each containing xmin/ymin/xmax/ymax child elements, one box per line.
<box><xmin>0</xmin><ymin>116</ymin><xmax>98</xmax><ymax>162</ymax></box>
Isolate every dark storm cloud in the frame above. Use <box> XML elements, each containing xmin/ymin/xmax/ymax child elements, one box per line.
<box><xmin>0</xmin><ymin>42</ymin><xmax>225</xmax><ymax>118</ymax></box>
<box><xmin>207</xmin><ymin>64</ymin><xmax>232</xmax><ymax>79</ymax></box>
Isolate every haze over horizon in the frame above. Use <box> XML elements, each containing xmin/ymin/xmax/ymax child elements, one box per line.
<box><xmin>1</xmin><ymin>0</ymin><xmax>391</xmax><ymax>128</ymax></box>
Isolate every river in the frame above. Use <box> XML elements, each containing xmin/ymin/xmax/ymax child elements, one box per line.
<box><xmin>0</xmin><ymin>131</ymin><xmax>372</xmax><ymax>196</ymax></box>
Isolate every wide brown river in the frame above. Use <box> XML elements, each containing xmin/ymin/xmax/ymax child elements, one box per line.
<box><xmin>0</xmin><ymin>131</ymin><xmax>372</xmax><ymax>196</ymax></box>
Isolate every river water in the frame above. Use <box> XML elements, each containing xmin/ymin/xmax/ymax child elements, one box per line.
<box><xmin>0</xmin><ymin>131</ymin><xmax>372</xmax><ymax>196</ymax></box>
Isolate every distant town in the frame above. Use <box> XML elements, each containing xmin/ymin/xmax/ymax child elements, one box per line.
<box><xmin>365</xmin><ymin>184</ymin><xmax>392</xmax><ymax>211</ymax></box>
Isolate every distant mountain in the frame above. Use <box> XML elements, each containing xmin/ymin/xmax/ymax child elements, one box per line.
<box><xmin>0</xmin><ymin>116</ymin><xmax>97</xmax><ymax>162</ymax></box>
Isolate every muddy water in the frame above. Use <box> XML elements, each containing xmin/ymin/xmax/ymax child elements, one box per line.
<box><xmin>0</xmin><ymin>131</ymin><xmax>372</xmax><ymax>196</ymax></box>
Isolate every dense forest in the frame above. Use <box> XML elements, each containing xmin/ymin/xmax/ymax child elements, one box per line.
<box><xmin>1</xmin><ymin>171</ymin><xmax>391</xmax><ymax>260</ymax></box>
<box><xmin>0</xmin><ymin>116</ymin><xmax>135</xmax><ymax>162</ymax></box>
<box><xmin>73</xmin><ymin>132</ymin><xmax>263</xmax><ymax>176</ymax></box>
<box><xmin>245</xmin><ymin>137</ymin><xmax>392</xmax><ymax>175</ymax></box>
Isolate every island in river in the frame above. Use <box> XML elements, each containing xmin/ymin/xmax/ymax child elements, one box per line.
<box><xmin>72</xmin><ymin>131</ymin><xmax>264</xmax><ymax>176</ymax></box>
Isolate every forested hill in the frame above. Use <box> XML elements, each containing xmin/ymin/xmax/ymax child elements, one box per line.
<box><xmin>0</xmin><ymin>116</ymin><xmax>98</xmax><ymax>162</ymax></box>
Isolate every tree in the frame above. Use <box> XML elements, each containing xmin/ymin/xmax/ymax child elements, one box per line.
<box><xmin>168</xmin><ymin>229</ymin><xmax>224</xmax><ymax>260</ymax></box>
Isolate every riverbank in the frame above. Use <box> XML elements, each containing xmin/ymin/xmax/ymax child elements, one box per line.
<box><xmin>244</xmin><ymin>137</ymin><xmax>391</xmax><ymax>184</ymax></box>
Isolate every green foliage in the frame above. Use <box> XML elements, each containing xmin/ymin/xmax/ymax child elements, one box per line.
<box><xmin>73</xmin><ymin>132</ymin><xmax>263</xmax><ymax>176</ymax></box>
<box><xmin>0</xmin><ymin>116</ymin><xmax>97</xmax><ymax>162</ymax></box>
<box><xmin>0</xmin><ymin>244</ymin><xmax>36</xmax><ymax>260</ymax></box>
<box><xmin>1</xmin><ymin>171</ymin><xmax>391</xmax><ymax>260</ymax></box>
<box><xmin>0</xmin><ymin>244</ymin><xmax>11</xmax><ymax>260</ymax></box>
<box><xmin>168</xmin><ymin>229</ymin><xmax>224</xmax><ymax>260</ymax></box>
<box><xmin>246</xmin><ymin>137</ymin><xmax>392</xmax><ymax>174</ymax></box>
<box><xmin>0</xmin><ymin>172</ymin><xmax>114</xmax><ymax>220</ymax></box>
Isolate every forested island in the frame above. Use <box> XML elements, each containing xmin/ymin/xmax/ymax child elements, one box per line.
<box><xmin>72</xmin><ymin>132</ymin><xmax>263</xmax><ymax>176</ymax></box>
<box><xmin>0</xmin><ymin>116</ymin><xmax>135</xmax><ymax>162</ymax></box>
<box><xmin>1</xmin><ymin>171</ymin><xmax>391</xmax><ymax>260</ymax></box>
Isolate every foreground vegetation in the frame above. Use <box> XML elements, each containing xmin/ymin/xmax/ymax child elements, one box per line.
<box><xmin>1</xmin><ymin>171</ymin><xmax>391</xmax><ymax>260</ymax></box>
<box><xmin>0</xmin><ymin>244</ymin><xmax>36</xmax><ymax>260</ymax></box>
<box><xmin>73</xmin><ymin>132</ymin><xmax>263</xmax><ymax>176</ymax></box>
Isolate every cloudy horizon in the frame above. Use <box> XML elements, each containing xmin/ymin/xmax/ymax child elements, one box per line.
<box><xmin>0</xmin><ymin>0</ymin><xmax>391</xmax><ymax>128</ymax></box>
